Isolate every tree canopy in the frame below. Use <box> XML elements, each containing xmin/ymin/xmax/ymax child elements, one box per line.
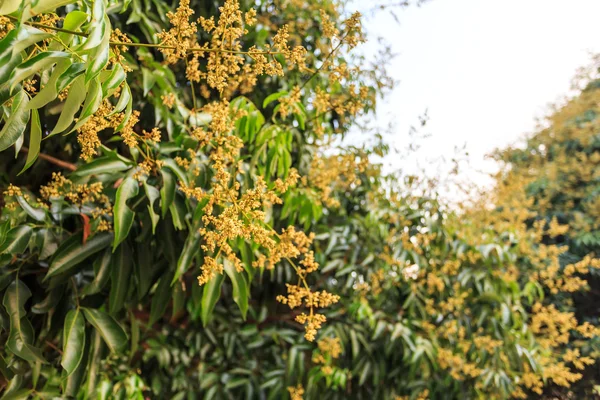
<box><xmin>0</xmin><ymin>0</ymin><xmax>599</xmax><ymax>399</ymax></box>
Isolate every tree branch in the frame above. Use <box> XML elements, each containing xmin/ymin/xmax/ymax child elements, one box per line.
<box><xmin>21</xmin><ymin>147</ymin><xmax>77</xmax><ymax>172</ymax></box>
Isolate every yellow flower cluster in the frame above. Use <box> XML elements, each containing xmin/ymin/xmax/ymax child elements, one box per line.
<box><xmin>287</xmin><ymin>384</ymin><xmax>304</xmax><ymax>400</ymax></box>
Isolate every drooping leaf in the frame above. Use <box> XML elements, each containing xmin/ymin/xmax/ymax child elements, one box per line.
<box><xmin>50</xmin><ymin>75</ymin><xmax>85</xmax><ymax>136</ymax></box>
<box><xmin>18</xmin><ymin>108</ymin><xmax>42</xmax><ymax>174</ymax></box>
<box><xmin>82</xmin><ymin>308</ymin><xmax>127</xmax><ymax>353</ymax></box>
<box><xmin>45</xmin><ymin>233</ymin><xmax>112</xmax><ymax>280</ymax></box>
<box><xmin>224</xmin><ymin>259</ymin><xmax>249</xmax><ymax>320</ymax></box>
<box><xmin>149</xmin><ymin>273</ymin><xmax>172</xmax><ymax>325</ymax></box>
<box><xmin>113</xmin><ymin>177</ymin><xmax>139</xmax><ymax>250</ymax></box>
<box><xmin>173</xmin><ymin>230</ymin><xmax>201</xmax><ymax>284</ymax></box>
<box><xmin>160</xmin><ymin>168</ymin><xmax>176</xmax><ymax>217</ymax></box>
<box><xmin>0</xmin><ymin>225</ymin><xmax>33</xmax><ymax>255</ymax></box>
<box><xmin>109</xmin><ymin>242</ymin><xmax>132</xmax><ymax>314</ymax></box>
<box><xmin>61</xmin><ymin>308</ymin><xmax>86</xmax><ymax>375</ymax></box>
<box><xmin>201</xmin><ymin>272</ymin><xmax>224</xmax><ymax>327</ymax></box>
<box><xmin>81</xmin><ymin>249</ymin><xmax>112</xmax><ymax>296</ymax></box>
<box><xmin>0</xmin><ymin>90</ymin><xmax>30</xmax><ymax>152</ymax></box>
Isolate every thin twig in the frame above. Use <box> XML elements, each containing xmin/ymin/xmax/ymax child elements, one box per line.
<box><xmin>20</xmin><ymin>146</ymin><xmax>77</xmax><ymax>171</ymax></box>
<box><xmin>7</xmin><ymin>16</ymin><xmax>284</xmax><ymax>56</ymax></box>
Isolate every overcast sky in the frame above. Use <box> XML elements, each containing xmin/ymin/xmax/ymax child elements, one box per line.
<box><xmin>359</xmin><ymin>0</ymin><xmax>600</xmax><ymax>189</ymax></box>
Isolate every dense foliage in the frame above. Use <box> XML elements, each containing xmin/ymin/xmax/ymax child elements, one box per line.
<box><xmin>0</xmin><ymin>0</ymin><xmax>599</xmax><ymax>399</ymax></box>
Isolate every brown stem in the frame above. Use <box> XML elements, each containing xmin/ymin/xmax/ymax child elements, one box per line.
<box><xmin>20</xmin><ymin>146</ymin><xmax>77</xmax><ymax>171</ymax></box>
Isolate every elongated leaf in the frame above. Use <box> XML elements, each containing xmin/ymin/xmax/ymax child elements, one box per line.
<box><xmin>3</xmin><ymin>280</ymin><xmax>47</xmax><ymax>363</ymax></box>
<box><xmin>55</xmin><ymin>63</ymin><xmax>85</xmax><ymax>92</ymax></box>
<box><xmin>79</xmin><ymin>0</ymin><xmax>107</xmax><ymax>51</ymax></box>
<box><xmin>56</xmin><ymin>10</ymin><xmax>88</xmax><ymax>46</ymax></box>
<box><xmin>0</xmin><ymin>90</ymin><xmax>30</xmax><ymax>152</ymax></box>
<box><xmin>173</xmin><ymin>230</ymin><xmax>200</xmax><ymax>284</ymax></box>
<box><xmin>9</xmin><ymin>51</ymin><xmax>68</xmax><ymax>90</ymax></box>
<box><xmin>113</xmin><ymin>177</ymin><xmax>139</xmax><ymax>250</ymax></box>
<box><xmin>71</xmin><ymin>157</ymin><xmax>131</xmax><ymax>177</ymax></box>
<box><xmin>82</xmin><ymin>308</ymin><xmax>127</xmax><ymax>352</ymax></box>
<box><xmin>31</xmin><ymin>286</ymin><xmax>63</xmax><ymax>314</ymax></box>
<box><xmin>45</xmin><ymin>233</ymin><xmax>112</xmax><ymax>279</ymax></box>
<box><xmin>61</xmin><ymin>309</ymin><xmax>85</xmax><ymax>375</ymax></box>
<box><xmin>85</xmin><ymin>16</ymin><xmax>110</xmax><ymax>84</ymax></box>
<box><xmin>50</xmin><ymin>75</ymin><xmax>85</xmax><ymax>136</ymax></box>
<box><xmin>18</xmin><ymin>108</ymin><xmax>42</xmax><ymax>174</ymax></box>
<box><xmin>81</xmin><ymin>249</ymin><xmax>111</xmax><ymax>296</ymax></box>
<box><xmin>224</xmin><ymin>260</ymin><xmax>249</xmax><ymax>320</ymax></box>
<box><xmin>0</xmin><ymin>225</ymin><xmax>33</xmax><ymax>254</ymax></box>
<box><xmin>13</xmin><ymin>26</ymin><xmax>52</xmax><ymax>55</ymax></box>
<box><xmin>101</xmin><ymin>64</ymin><xmax>125</xmax><ymax>97</ymax></box>
<box><xmin>160</xmin><ymin>169</ymin><xmax>176</xmax><ymax>217</ymax></box>
<box><xmin>150</xmin><ymin>273</ymin><xmax>172</xmax><ymax>325</ymax></box>
<box><xmin>143</xmin><ymin>181</ymin><xmax>160</xmax><ymax>234</ymax></box>
<box><xmin>109</xmin><ymin>243</ymin><xmax>132</xmax><ymax>314</ymax></box>
<box><xmin>142</xmin><ymin>68</ymin><xmax>156</xmax><ymax>96</ymax></box>
<box><xmin>68</xmin><ymin>77</ymin><xmax>102</xmax><ymax>133</ymax></box>
<box><xmin>201</xmin><ymin>272</ymin><xmax>224</xmax><ymax>327</ymax></box>
<box><xmin>28</xmin><ymin>61</ymin><xmax>69</xmax><ymax>109</ymax></box>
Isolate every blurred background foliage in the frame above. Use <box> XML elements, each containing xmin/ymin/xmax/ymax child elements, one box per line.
<box><xmin>0</xmin><ymin>0</ymin><xmax>599</xmax><ymax>399</ymax></box>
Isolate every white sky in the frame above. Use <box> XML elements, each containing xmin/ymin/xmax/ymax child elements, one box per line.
<box><xmin>359</xmin><ymin>0</ymin><xmax>600</xmax><ymax>190</ymax></box>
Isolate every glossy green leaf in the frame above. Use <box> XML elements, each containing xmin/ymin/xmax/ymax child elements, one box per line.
<box><xmin>143</xmin><ymin>181</ymin><xmax>160</xmax><ymax>234</ymax></box>
<box><xmin>224</xmin><ymin>259</ymin><xmax>249</xmax><ymax>320</ymax></box>
<box><xmin>61</xmin><ymin>308</ymin><xmax>86</xmax><ymax>375</ymax></box>
<box><xmin>113</xmin><ymin>177</ymin><xmax>139</xmax><ymax>250</ymax></box>
<box><xmin>173</xmin><ymin>230</ymin><xmax>200</xmax><ymax>284</ymax></box>
<box><xmin>18</xmin><ymin>108</ymin><xmax>42</xmax><ymax>174</ymax></box>
<box><xmin>0</xmin><ymin>225</ymin><xmax>33</xmax><ymax>254</ymax></box>
<box><xmin>160</xmin><ymin>168</ymin><xmax>176</xmax><ymax>217</ymax></box>
<box><xmin>71</xmin><ymin>157</ymin><xmax>131</xmax><ymax>177</ymax></box>
<box><xmin>50</xmin><ymin>75</ymin><xmax>85</xmax><ymax>136</ymax></box>
<box><xmin>81</xmin><ymin>248</ymin><xmax>112</xmax><ymax>296</ymax></box>
<box><xmin>0</xmin><ymin>90</ymin><xmax>30</xmax><ymax>152</ymax></box>
<box><xmin>3</xmin><ymin>280</ymin><xmax>47</xmax><ymax>363</ymax></box>
<box><xmin>85</xmin><ymin>16</ymin><xmax>110</xmax><ymax>83</ymax></box>
<box><xmin>109</xmin><ymin>242</ymin><xmax>132</xmax><ymax>314</ymax></box>
<box><xmin>201</xmin><ymin>272</ymin><xmax>224</xmax><ymax>327</ymax></box>
<box><xmin>82</xmin><ymin>308</ymin><xmax>127</xmax><ymax>352</ymax></box>
<box><xmin>45</xmin><ymin>233</ymin><xmax>112</xmax><ymax>280</ymax></box>
<box><xmin>9</xmin><ymin>51</ymin><xmax>68</xmax><ymax>90</ymax></box>
<box><xmin>150</xmin><ymin>273</ymin><xmax>172</xmax><ymax>325</ymax></box>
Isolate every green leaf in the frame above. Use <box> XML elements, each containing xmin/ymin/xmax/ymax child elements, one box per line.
<box><xmin>201</xmin><ymin>272</ymin><xmax>224</xmax><ymax>327</ymax></box>
<box><xmin>0</xmin><ymin>90</ymin><xmax>30</xmax><ymax>152</ymax></box>
<box><xmin>9</xmin><ymin>51</ymin><xmax>68</xmax><ymax>90</ymax></box>
<box><xmin>85</xmin><ymin>16</ymin><xmax>110</xmax><ymax>84</ymax></box>
<box><xmin>30</xmin><ymin>0</ymin><xmax>78</xmax><ymax>15</ymax></box>
<box><xmin>81</xmin><ymin>248</ymin><xmax>112</xmax><ymax>296</ymax></box>
<box><xmin>109</xmin><ymin>243</ymin><xmax>132</xmax><ymax>314</ymax></box>
<box><xmin>82</xmin><ymin>308</ymin><xmax>127</xmax><ymax>352</ymax></box>
<box><xmin>161</xmin><ymin>158</ymin><xmax>189</xmax><ymax>186</ymax></box>
<box><xmin>68</xmin><ymin>77</ymin><xmax>102</xmax><ymax>132</ymax></box>
<box><xmin>101</xmin><ymin>64</ymin><xmax>126</xmax><ymax>97</ymax></box>
<box><xmin>13</xmin><ymin>26</ymin><xmax>52</xmax><ymax>56</ymax></box>
<box><xmin>111</xmin><ymin>80</ymin><xmax>131</xmax><ymax>114</ymax></box>
<box><xmin>56</xmin><ymin>11</ymin><xmax>88</xmax><ymax>45</ymax></box>
<box><xmin>50</xmin><ymin>75</ymin><xmax>85</xmax><ymax>136</ymax></box>
<box><xmin>262</xmin><ymin>91</ymin><xmax>287</xmax><ymax>108</ymax></box>
<box><xmin>45</xmin><ymin>233</ymin><xmax>112</xmax><ymax>280</ymax></box>
<box><xmin>3</xmin><ymin>280</ymin><xmax>47</xmax><ymax>363</ymax></box>
<box><xmin>173</xmin><ymin>230</ymin><xmax>200</xmax><ymax>284</ymax></box>
<box><xmin>224</xmin><ymin>259</ymin><xmax>249</xmax><ymax>320</ymax></box>
<box><xmin>71</xmin><ymin>157</ymin><xmax>131</xmax><ymax>177</ymax></box>
<box><xmin>0</xmin><ymin>0</ymin><xmax>20</xmax><ymax>15</ymax></box>
<box><xmin>61</xmin><ymin>308</ymin><xmax>85</xmax><ymax>375</ymax></box>
<box><xmin>150</xmin><ymin>273</ymin><xmax>172</xmax><ymax>325</ymax></box>
<box><xmin>55</xmin><ymin>62</ymin><xmax>85</xmax><ymax>93</ymax></box>
<box><xmin>143</xmin><ymin>181</ymin><xmax>160</xmax><ymax>234</ymax></box>
<box><xmin>0</xmin><ymin>225</ymin><xmax>33</xmax><ymax>254</ymax></box>
<box><xmin>113</xmin><ymin>177</ymin><xmax>139</xmax><ymax>250</ymax></box>
<box><xmin>18</xmin><ymin>108</ymin><xmax>41</xmax><ymax>174</ymax></box>
<box><xmin>142</xmin><ymin>68</ymin><xmax>156</xmax><ymax>96</ymax></box>
<box><xmin>160</xmin><ymin>168</ymin><xmax>175</xmax><ymax>217</ymax></box>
